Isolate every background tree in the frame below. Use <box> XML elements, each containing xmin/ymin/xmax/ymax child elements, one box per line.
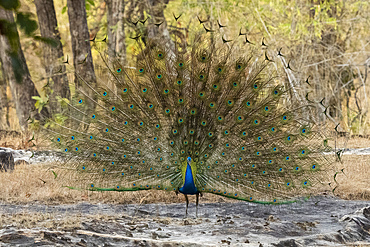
<box><xmin>34</xmin><ymin>0</ymin><xmax>70</xmax><ymax>113</ymax></box>
<box><xmin>67</xmin><ymin>0</ymin><xmax>96</xmax><ymax>110</ymax></box>
<box><xmin>0</xmin><ymin>7</ymin><xmax>48</xmax><ymax>131</ymax></box>
<box><xmin>106</xmin><ymin>0</ymin><xmax>126</xmax><ymax>63</ymax></box>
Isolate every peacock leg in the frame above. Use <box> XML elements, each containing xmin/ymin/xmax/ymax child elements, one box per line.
<box><xmin>196</xmin><ymin>192</ymin><xmax>199</xmax><ymax>217</ymax></box>
<box><xmin>184</xmin><ymin>194</ymin><xmax>189</xmax><ymax>216</ymax></box>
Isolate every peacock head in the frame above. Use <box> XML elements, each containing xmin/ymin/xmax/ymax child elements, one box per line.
<box><xmin>187</xmin><ymin>157</ymin><xmax>192</xmax><ymax>164</ymax></box>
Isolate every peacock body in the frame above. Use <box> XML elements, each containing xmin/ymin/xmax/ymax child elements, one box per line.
<box><xmin>39</xmin><ymin>15</ymin><xmax>336</xmax><ymax>215</ymax></box>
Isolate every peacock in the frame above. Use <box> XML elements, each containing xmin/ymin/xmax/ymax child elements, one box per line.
<box><xmin>35</xmin><ymin>14</ymin><xmax>337</xmax><ymax>216</ymax></box>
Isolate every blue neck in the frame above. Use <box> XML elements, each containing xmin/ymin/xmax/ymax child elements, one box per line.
<box><xmin>179</xmin><ymin>158</ymin><xmax>198</xmax><ymax>195</ymax></box>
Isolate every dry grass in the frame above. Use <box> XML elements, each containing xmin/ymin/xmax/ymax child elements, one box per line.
<box><xmin>0</xmin><ymin>136</ymin><xmax>369</xmax><ymax>204</ymax></box>
<box><xmin>0</xmin><ymin>130</ymin><xmax>33</xmax><ymax>150</ymax></box>
<box><xmin>0</xmin><ymin>211</ymin><xmax>84</xmax><ymax>230</ymax></box>
<box><xmin>335</xmin><ymin>154</ymin><xmax>370</xmax><ymax>200</ymax></box>
<box><xmin>0</xmin><ymin>163</ymin><xmax>230</xmax><ymax>205</ymax></box>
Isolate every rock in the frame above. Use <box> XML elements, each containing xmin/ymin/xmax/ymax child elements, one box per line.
<box><xmin>0</xmin><ymin>233</ymin><xmax>34</xmax><ymax>245</ymax></box>
<box><xmin>0</xmin><ymin>150</ymin><xmax>14</xmax><ymax>172</ymax></box>
<box><xmin>273</xmin><ymin>239</ymin><xmax>301</xmax><ymax>247</ymax></box>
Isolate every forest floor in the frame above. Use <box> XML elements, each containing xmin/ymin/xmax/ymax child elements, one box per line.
<box><xmin>0</xmin><ymin>134</ymin><xmax>369</xmax><ymax>246</ymax></box>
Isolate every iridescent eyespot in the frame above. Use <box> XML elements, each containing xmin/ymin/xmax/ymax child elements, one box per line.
<box><xmin>117</xmin><ymin>68</ymin><xmax>122</xmax><ymax>73</ymax></box>
<box><xmin>156</xmin><ymin>74</ymin><xmax>162</xmax><ymax>79</ymax></box>
<box><xmin>78</xmin><ymin>99</ymin><xmax>83</xmax><ymax>104</ymax></box>
<box><xmin>139</xmin><ymin>68</ymin><xmax>144</xmax><ymax>73</ymax></box>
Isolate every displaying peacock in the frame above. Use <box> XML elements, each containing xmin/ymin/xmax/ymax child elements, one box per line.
<box><xmin>36</xmin><ymin>14</ymin><xmax>337</xmax><ymax>216</ymax></box>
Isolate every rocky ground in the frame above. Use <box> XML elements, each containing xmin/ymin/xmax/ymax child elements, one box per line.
<box><xmin>0</xmin><ymin>196</ymin><xmax>369</xmax><ymax>246</ymax></box>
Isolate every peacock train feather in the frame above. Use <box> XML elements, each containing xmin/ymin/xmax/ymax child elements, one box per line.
<box><xmin>35</xmin><ymin>14</ymin><xmax>338</xmax><ymax>215</ymax></box>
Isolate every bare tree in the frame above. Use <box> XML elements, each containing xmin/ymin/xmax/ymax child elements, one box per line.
<box><xmin>0</xmin><ymin>7</ymin><xmax>47</xmax><ymax>131</ymax></box>
<box><xmin>34</xmin><ymin>0</ymin><xmax>70</xmax><ymax>113</ymax></box>
<box><xmin>67</xmin><ymin>0</ymin><xmax>96</xmax><ymax>109</ymax></box>
<box><xmin>106</xmin><ymin>0</ymin><xmax>126</xmax><ymax>63</ymax></box>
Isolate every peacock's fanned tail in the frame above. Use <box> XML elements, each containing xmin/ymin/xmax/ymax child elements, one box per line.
<box><xmin>40</xmin><ymin>17</ymin><xmax>337</xmax><ymax>204</ymax></box>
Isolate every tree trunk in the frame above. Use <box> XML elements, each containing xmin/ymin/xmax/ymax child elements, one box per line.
<box><xmin>67</xmin><ymin>0</ymin><xmax>96</xmax><ymax>109</ymax></box>
<box><xmin>147</xmin><ymin>0</ymin><xmax>173</xmax><ymax>52</ymax></box>
<box><xmin>0</xmin><ymin>7</ymin><xmax>47</xmax><ymax>131</ymax></box>
<box><xmin>106</xmin><ymin>0</ymin><xmax>126</xmax><ymax>63</ymax></box>
<box><xmin>0</xmin><ymin>59</ymin><xmax>10</xmax><ymax>129</ymax></box>
<box><xmin>34</xmin><ymin>0</ymin><xmax>70</xmax><ymax>113</ymax></box>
